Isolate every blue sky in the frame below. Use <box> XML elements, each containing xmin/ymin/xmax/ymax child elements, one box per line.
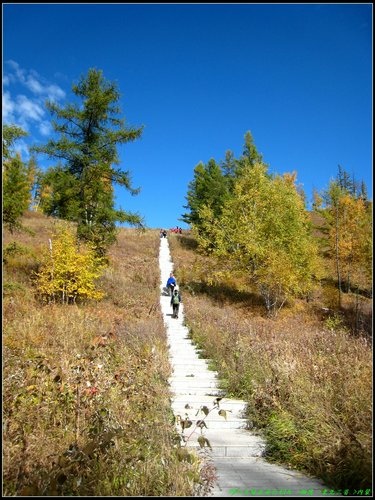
<box><xmin>3</xmin><ymin>3</ymin><xmax>372</xmax><ymax>229</ymax></box>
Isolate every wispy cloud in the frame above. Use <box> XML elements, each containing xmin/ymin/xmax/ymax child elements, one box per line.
<box><xmin>39</xmin><ymin>121</ymin><xmax>53</xmax><ymax>136</ymax></box>
<box><xmin>17</xmin><ymin>95</ymin><xmax>45</xmax><ymax>122</ymax></box>
<box><xmin>5</xmin><ymin>60</ymin><xmax>66</xmax><ymax>100</ymax></box>
<box><xmin>3</xmin><ymin>60</ymin><xmax>66</xmax><ymax>132</ymax></box>
<box><xmin>25</xmin><ymin>75</ymin><xmax>45</xmax><ymax>94</ymax></box>
<box><xmin>2</xmin><ymin>91</ymin><xmax>16</xmax><ymax>123</ymax></box>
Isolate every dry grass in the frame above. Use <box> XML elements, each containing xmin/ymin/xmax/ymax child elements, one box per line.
<box><xmin>3</xmin><ymin>214</ymin><xmax>207</xmax><ymax>496</ymax></box>
<box><xmin>168</xmin><ymin>231</ymin><xmax>372</xmax><ymax>490</ymax></box>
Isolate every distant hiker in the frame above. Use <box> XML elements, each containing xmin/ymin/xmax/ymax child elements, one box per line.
<box><xmin>162</xmin><ymin>229</ymin><xmax>167</xmax><ymax>238</ymax></box>
<box><xmin>166</xmin><ymin>272</ymin><xmax>176</xmax><ymax>296</ymax></box>
<box><xmin>171</xmin><ymin>288</ymin><xmax>182</xmax><ymax>318</ymax></box>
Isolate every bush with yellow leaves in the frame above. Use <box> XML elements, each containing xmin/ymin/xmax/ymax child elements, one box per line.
<box><xmin>34</xmin><ymin>222</ymin><xmax>106</xmax><ymax>304</ymax></box>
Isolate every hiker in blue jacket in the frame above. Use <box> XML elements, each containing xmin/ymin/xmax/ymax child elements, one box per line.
<box><xmin>166</xmin><ymin>272</ymin><xmax>176</xmax><ymax>296</ymax></box>
<box><xmin>171</xmin><ymin>288</ymin><xmax>182</xmax><ymax>318</ymax></box>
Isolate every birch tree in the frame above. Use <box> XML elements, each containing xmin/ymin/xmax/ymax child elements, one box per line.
<box><xmin>200</xmin><ymin>161</ymin><xmax>319</xmax><ymax>316</ymax></box>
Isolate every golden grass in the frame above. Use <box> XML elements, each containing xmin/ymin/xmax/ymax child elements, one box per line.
<box><xmin>168</xmin><ymin>231</ymin><xmax>372</xmax><ymax>490</ymax></box>
<box><xmin>3</xmin><ymin>214</ymin><xmax>206</xmax><ymax>496</ymax></box>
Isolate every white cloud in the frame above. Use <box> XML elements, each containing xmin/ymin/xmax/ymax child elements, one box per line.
<box><xmin>6</xmin><ymin>60</ymin><xmax>26</xmax><ymax>84</ymax></box>
<box><xmin>3</xmin><ymin>92</ymin><xmax>31</xmax><ymax>132</ymax></box>
<box><xmin>16</xmin><ymin>95</ymin><xmax>45</xmax><ymax>122</ymax></box>
<box><xmin>2</xmin><ymin>91</ymin><xmax>16</xmax><ymax>122</ymax></box>
<box><xmin>4</xmin><ymin>60</ymin><xmax>66</xmax><ymax>101</ymax></box>
<box><xmin>39</xmin><ymin>120</ymin><xmax>52</xmax><ymax>136</ymax></box>
<box><xmin>3</xmin><ymin>61</ymin><xmax>71</xmax><ymax>164</ymax></box>
<box><xmin>46</xmin><ymin>84</ymin><xmax>66</xmax><ymax>101</ymax></box>
<box><xmin>25</xmin><ymin>75</ymin><xmax>44</xmax><ymax>94</ymax></box>
<box><xmin>2</xmin><ymin>61</ymin><xmax>68</xmax><ymax>140</ymax></box>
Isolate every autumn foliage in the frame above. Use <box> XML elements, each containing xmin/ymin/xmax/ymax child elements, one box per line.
<box><xmin>34</xmin><ymin>222</ymin><xmax>106</xmax><ymax>304</ymax></box>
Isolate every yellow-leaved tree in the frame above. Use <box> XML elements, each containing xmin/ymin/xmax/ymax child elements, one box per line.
<box><xmin>34</xmin><ymin>222</ymin><xmax>106</xmax><ymax>304</ymax></box>
<box><xmin>196</xmin><ymin>161</ymin><xmax>320</xmax><ymax>316</ymax></box>
<box><xmin>314</xmin><ymin>179</ymin><xmax>372</xmax><ymax>308</ymax></box>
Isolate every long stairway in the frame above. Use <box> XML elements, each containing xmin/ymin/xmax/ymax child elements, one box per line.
<box><xmin>159</xmin><ymin>236</ymin><xmax>335</xmax><ymax>497</ymax></box>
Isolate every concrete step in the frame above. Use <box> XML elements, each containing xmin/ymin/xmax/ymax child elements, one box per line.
<box><xmin>169</xmin><ymin>357</ymin><xmax>210</xmax><ymax>365</ymax></box>
<box><xmin>167</xmin><ymin>344</ymin><xmax>206</xmax><ymax>352</ymax></box>
<box><xmin>169</xmin><ymin>387</ymin><xmax>225</xmax><ymax>397</ymax></box>
<box><xmin>180</xmin><ymin>429</ymin><xmax>265</xmax><ymax>458</ymax></box>
<box><xmin>169</xmin><ymin>373</ymin><xmax>218</xmax><ymax>382</ymax></box>
<box><xmin>209</xmin><ymin>458</ymin><xmax>328</xmax><ymax>496</ymax></box>
<box><xmin>171</xmin><ymin>361</ymin><xmax>215</xmax><ymax>368</ymax></box>
<box><xmin>188</xmin><ymin>444</ymin><xmax>265</xmax><ymax>458</ymax></box>
<box><xmin>170</xmin><ymin>373</ymin><xmax>217</xmax><ymax>382</ymax></box>
<box><xmin>173</xmin><ymin>405</ymin><xmax>247</xmax><ymax>419</ymax></box>
<box><xmin>170</xmin><ymin>370</ymin><xmax>215</xmax><ymax>378</ymax></box>
<box><xmin>169</xmin><ymin>366</ymin><xmax>217</xmax><ymax>374</ymax></box>
<box><xmin>167</xmin><ymin>340</ymin><xmax>200</xmax><ymax>346</ymax></box>
<box><xmin>170</xmin><ymin>381</ymin><xmax>219</xmax><ymax>390</ymax></box>
<box><xmin>169</xmin><ymin>381</ymin><xmax>219</xmax><ymax>391</ymax></box>
<box><xmin>166</xmin><ymin>333</ymin><xmax>193</xmax><ymax>338</ymax></box>
<box><xmin>175</xmin><ymin>418</ymin><xmax>248</xmax><ymax>431</ymax></box>
<box><xmin>172</xmin><ymin>404</ymin><xmax>247</xmax><ymax>421</ymax></box>
<box><xmin>170</xmin><ymin>362</ymin><xmax>212</xmax><ymax>371</ymax></box>
<box><xmin>171</xmin><ymin>395</ymin><xmax>247</xmax><ymax>408</ymax></box>
<box><xmin>166</xmin><ymin>336</ymin><xmax>195</xmax><ymax>342</ymax></box>
<box><xmin>167</xmin><ymin>345</ymin><xmax>201</xmax><ymax>352</ymax></box>
<box><xmin>167</xmin><ymin>344</ymin><xmax>207</xmax><ymax>351</ymax></box>
<box><xmin>168</xmin><ymin>354</ymin><xmax>207</xmax><ymax>364</ymax></box>
<box><xmin>167</xmin><ymin>348</ymin><xmax>203</xmax><ymax>357</ymax></box>
<box><xmin>167</xmin><ymin>341</ymin><xmax>199</xmax><ymax>348</ymax></box>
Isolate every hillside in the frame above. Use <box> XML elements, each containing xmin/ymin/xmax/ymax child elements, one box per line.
<box><xmin>3</xmin><ymin>211</ymin><xmax>372</xmax><ymax>494</ymax></box>
<box><xmin>3</xmin><ymin>212</ymin><xmax>208</xmax><ymax>496</ymax></box>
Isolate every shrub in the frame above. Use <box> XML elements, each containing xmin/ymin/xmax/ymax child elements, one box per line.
<box><xmin>33</xmin><ymin>222</ymin><xmax>106</xmax><ymax>304</ymax></box>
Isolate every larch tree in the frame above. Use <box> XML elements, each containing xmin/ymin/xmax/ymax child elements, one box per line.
<box><xmin>32</xmin><ymin>68</ymin><xmax>144</xmax><ymax>255</ymax></box>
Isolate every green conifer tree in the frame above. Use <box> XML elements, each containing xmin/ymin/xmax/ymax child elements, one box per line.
<box><xmin>33</xmin><ymin>68</ymin><xmax>144</xmax><ymax>255</ymax></box>
<box><xmin>2</xmin><ymin>125</ymin><xmax>32</xmax><ymax>233</ymax></box>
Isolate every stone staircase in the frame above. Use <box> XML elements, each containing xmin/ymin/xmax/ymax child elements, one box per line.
<box><xmin>167</xmin><ymin>337</ymin><xmax>264</xmax><ymax>453</ymax></box>
<box><xmin>159</xmin><ymin>236</ymin><xmax>333</xmax><ymax>497</ymax></box>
